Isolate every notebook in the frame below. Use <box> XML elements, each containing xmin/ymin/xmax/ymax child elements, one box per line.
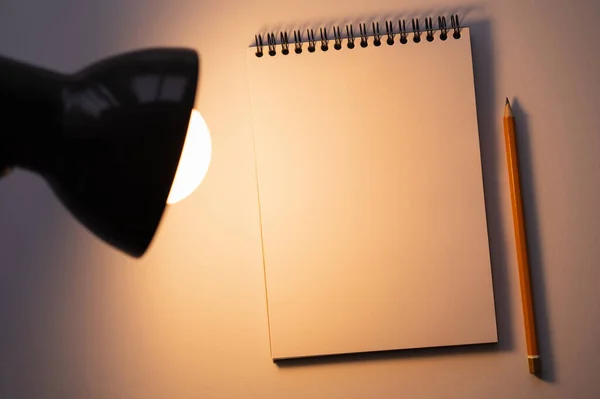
<box><xmin>246</xmin><ymin>16</ymin><xmax>498</xmax><ymax>360</ymax></box>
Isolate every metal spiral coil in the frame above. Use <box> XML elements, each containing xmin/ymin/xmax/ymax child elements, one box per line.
<box><xmin>253</xmin><ymin>14</ymin><xmax>462</xmax><ymax>57</ymax></box>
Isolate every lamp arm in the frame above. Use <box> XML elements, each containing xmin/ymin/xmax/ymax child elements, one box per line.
<box><xmin>0</xmin><ymin>55</ymin><xmax>66</xmax><ymax>174</ymax></box>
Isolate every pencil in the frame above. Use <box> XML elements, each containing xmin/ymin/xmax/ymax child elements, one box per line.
<box><xmin>503</xmin><ymin>98</ymin><xmax>540</xmax><ymax>375</ymax></box>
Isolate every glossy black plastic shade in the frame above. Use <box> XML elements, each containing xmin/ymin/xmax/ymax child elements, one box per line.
<box><xmin>0</xmin><ymin>48</ymin><xmax>199</xmax><ymax>257</ymax></box>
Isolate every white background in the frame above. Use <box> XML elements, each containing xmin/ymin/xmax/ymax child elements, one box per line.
<box><xmin>1</xmin><ymin>0</ymin><xmax>599</xmax><ymax>397</ymax></box>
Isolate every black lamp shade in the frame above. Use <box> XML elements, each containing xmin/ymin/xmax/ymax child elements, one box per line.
<box><xmin>0</xmin><ymin>48</ymin><xmax>199</xmax><ymax>257</ymax></box>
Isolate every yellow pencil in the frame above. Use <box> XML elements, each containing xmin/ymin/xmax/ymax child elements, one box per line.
<box><xmin>503</xmin><ymin>98</ymin><xmax>540</xmax><ymax>374</ymax></box>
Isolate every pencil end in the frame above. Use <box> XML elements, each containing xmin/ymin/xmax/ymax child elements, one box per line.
<box><xmin>505</xmin><ymin>97</ymin><xmax>510</xmax><ymax>106</ymax></box>
<box><xmin>528</xmin><ymin>357</ymin><xmax>541</xmax><ymax>375</ymax></box>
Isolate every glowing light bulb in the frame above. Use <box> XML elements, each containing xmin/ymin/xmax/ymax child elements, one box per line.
<box><xmin>167</xmin><ymin>109</ymin><xmax>212</xmax><ymax>205</ymax></box>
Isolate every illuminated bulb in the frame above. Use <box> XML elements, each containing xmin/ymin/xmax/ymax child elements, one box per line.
<box><xmin>167</xmin><ymin>109</ymin><xmax>212</xmax><ymax>204</ymax></box>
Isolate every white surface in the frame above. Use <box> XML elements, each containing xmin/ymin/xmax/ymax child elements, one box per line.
<box><xmin>1</xmin><ymin>0</ymin><xmax>600</xmax><ymax>398</ymax></box>
<box><xmin>247</xmin><ymin>27</ymin><xmax>497</xmax><ymax>359</ymax></box>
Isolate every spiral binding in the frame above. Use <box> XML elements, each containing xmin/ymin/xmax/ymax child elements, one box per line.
<box><xmin>254</xmin><ymin>14</ymin><xmax>461</xmax><ymax>57</ymax></box>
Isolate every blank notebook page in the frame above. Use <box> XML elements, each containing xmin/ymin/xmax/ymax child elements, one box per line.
<box><xmin>246</xmin><ymin>27</ymin><xmax>497</xmax><ymax>360</ymax></box>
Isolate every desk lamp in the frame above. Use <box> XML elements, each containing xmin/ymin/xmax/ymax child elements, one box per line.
<box><xmin>0</xmin><ymin>48</ymin><xmax>211</xmax><ymax>257</ymax></box>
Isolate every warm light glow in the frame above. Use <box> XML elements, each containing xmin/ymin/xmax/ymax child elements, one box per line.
<box><xmin>167</xmin><ymin>109</ymin><xmax>212</xmax><ymax>204</ymax></box>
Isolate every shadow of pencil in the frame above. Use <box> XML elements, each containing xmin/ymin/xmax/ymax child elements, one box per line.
<box><xmin>511</xmin><ymin>99</ymin><xmax>556</xmax><ymax>382</ymax></box>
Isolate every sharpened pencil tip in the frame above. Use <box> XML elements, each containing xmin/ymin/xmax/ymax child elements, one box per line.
<box><xmin>504</xmin><ymin>98</ymin><xmax>513</xmax><ymax>118</ymax></box>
